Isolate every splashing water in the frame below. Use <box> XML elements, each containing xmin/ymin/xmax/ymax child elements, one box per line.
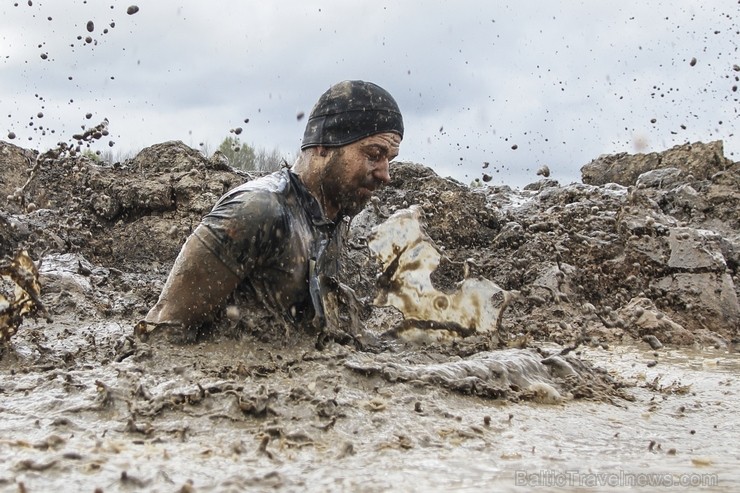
<box><xmin>368</xmin><ymin>205</ymin><xmax>518</xmax><ymax>343</ymax></box>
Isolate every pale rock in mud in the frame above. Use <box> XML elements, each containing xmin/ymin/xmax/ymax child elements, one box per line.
<box><xmin>635</xmin><ymin>167</ymin><xmax>683</xmax><ymax>189</ymax></box>
<box><xmin>653</xmin><ymin>272</ymin><xmax>738</xmax><ymax>333</ymax></box>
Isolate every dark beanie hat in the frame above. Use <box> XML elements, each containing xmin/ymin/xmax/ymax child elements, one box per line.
<box><xmin>301</xmin><ymin>80</ymin><xmax>403</xmax><ymax>149</ymax></box>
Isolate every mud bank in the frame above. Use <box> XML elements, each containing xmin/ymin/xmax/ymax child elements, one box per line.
<box><xmin>1</xmin><ymin>139</ymin><xmax>739</xmax><ymax>491</ymax></box>
<box><xmin>1</xmin><ymin>138</ymin><xmax>738</xmax><ymax>347</ymax></box>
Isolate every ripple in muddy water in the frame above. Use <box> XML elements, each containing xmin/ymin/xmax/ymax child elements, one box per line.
<box><xmin>346</xmin><ymin>348</ymin><xmax>617</xmax><ymax>403</ymax></box>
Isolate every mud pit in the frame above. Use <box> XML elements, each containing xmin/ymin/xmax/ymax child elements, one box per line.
<box><xmin>1</xmin><ymin>139</ymin><xmax>738</xmax><ymax>491</ymax></box>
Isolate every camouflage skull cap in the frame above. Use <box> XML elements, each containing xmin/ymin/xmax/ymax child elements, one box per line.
<box><xmin>301</xmin><ymin>80</ymin><xmax>404</xmax><ymax>150</ymax></box>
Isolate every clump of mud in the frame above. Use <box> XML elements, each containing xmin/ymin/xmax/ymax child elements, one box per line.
<box><xmin>0</xmin><ymin>138</ymin><xmax>738</xmax><ymax>490</ymax></box>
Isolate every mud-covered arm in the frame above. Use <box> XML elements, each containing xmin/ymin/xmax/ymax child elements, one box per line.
<box><xmin>140</xmin><ymin>232</ymin><xmax>242</xmax><ymax>331</ymax></box>
<box><xmin>140</xmin><ymin>190</ymin><xmax>286</xmax><ymax>331</ymax></box>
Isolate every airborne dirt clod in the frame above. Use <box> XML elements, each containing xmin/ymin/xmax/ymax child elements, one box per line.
<box><xmin>0</xmin><ymin>139</ymin><xmax>738</xmax><ymax>491</ymax></box>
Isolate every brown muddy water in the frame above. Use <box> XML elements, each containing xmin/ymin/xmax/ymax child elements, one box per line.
<box><xmin>1</xmin><ymin>318</ymin><xmax>737</xmax><ymax>492</ymax></box>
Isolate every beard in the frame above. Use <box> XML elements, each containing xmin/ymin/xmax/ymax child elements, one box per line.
<box><xmin>320</xmin><ymin>149</ymin><xmax>377</xmax><ymax>218</ymax></box>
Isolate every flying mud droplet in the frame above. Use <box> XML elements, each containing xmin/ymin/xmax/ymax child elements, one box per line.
<box><xmin>86</xmin><ymin>113</ymin><xmax>93</xmax><ymax>119</ymax></box>
<box><xmin>8</xmin><ymin>132</ymin><xmax>16</xmax><ymax>140</ymax></box>
<box><xmin>127</xmin><ymin>5</ymin><xmax>139</xmax><ymax>15</ymax></box>
<box><xmin>225</xmin><ymin>305</ymin><xmax>241</xmax><ymax>322</ymax></box>
<box><xmin>482</xmin><ymin>173</ymin><xmax>492</xmax><ymax>182</ymax></box>
<box><xmin>511</xmin><ymin>144</ymin><xmax>518</xmax><ymax>150</ymax></box>
<box><xmin>296</xmin><ymin>111</ymin><xmax>305</xmax><ymax>121</ymax></box>
<box><xmin>244</xmin><ymin>118</ymin><xmax>250</xmax><ymax>124</ymax></box>
<box><xmin>650</xmin><ymin>118</ymin><xmax>657</xmax><ymax>124</ymax></box>
<box><xmin>86</xmin><ymin>21</ymin><xmax>95</xmax><ymax>33</ymax></box>
<box><xmin>85</xmin><ymin>36</ymin><xmax>93</xmax><ymax>44</ymax></box>
<box><xmin>40</xmin><ymin>53</ymin><xmax>48</xmax><ymax>60</ymax></box>
<box><xmin>37</xmin><ymin>112</ymin><xmax>43</xmax><ymax>118</ymax></box>
<box><xmin>233</xmin><ymin>127</ymin><xmax>242</xmax><ymax>135</ymax></box>
<box><xmin>689</xmin><ymin>57</ymin><xmax>697</xmax><ymax>67</ymax></box>
<box><xmin>482</xmin><ymin>162</ymin><xmax>489</xmax><ymax>169</ymax></box>
<box><xmin>536</xmin><ymin>165</ymin><xmax>550</xmax><ymax>177</ymax></box>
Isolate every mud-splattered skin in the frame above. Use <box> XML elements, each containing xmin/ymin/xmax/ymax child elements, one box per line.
<box><xmin>306</xmin><ymin>132</ymin><xmax>400</xmax><ymax>219</ymax></box>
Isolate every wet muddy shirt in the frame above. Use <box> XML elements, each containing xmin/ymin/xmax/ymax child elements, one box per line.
<box><xmin>193</xmin><ymin>169</ymin><xmax>345</xmax><ymax>329</ymax></box>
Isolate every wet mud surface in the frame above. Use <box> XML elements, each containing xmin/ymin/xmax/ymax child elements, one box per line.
<box><xmin>1</xmin><ymin>324</ymin><xmax>737</xmax><ymax>492</ymax></box>
<box><xmin>1</xmin><ymin>138</ymin><xmax>739</xmax><ymax>491</ymax></box>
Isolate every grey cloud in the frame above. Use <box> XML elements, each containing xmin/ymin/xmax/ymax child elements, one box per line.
<box><xmin>1</xmin><ymin>1</ymin><xmax>737</xmax><ymax>187</ymax></box>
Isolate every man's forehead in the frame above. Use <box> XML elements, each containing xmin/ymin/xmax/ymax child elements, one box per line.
<box><xmin>360</xmin><ymin>132</ymin><xmax>402</xmax><ymax>149</ymax></box>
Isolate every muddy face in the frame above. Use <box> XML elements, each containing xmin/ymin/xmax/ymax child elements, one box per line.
<box><xmin>320</xmin><ymin>132</ymin><xmax>400</xmax><ymax>217</ymax></box>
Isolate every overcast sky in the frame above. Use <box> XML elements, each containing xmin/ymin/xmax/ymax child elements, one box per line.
<box><xmin>2</xmin><ymin>1</ymin><xmax>738</xmax><ymax>187</ymax></box>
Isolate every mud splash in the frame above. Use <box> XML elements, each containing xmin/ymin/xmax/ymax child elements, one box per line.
<box><xmin>346</xmin><ymin>348</ymin><xmax>626</xmax><ymax>404</ymax></box>
<box><xmin>0</xmin><ymin>250</ymin><xmax>48</xmax><ymax>341</ymax></box>
<box><xmin>368</xmin><ymin>205</ymin><xmax>518</xmax><ymax>343</ymax></box>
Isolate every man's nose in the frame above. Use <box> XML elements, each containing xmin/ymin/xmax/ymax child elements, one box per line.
<box><xmin>373</xmin><ymin>158</ymin><xmax>391</xmax><ymax>184</ymax></box>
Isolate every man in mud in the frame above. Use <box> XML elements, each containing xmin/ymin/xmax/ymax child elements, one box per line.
<box><xmin>135</xmin><ymin>80</ymin><xmax>403</xmax><ymax>346</ymax></box>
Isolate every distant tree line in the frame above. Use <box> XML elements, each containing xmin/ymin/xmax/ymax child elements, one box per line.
<box><xmin>83</xmin><ymin>148</ymin><xmax>137</xmax><ymax>164</ymax></box>
<box><xmin>81</xmin><ymin>137</ymin><xmax>288</xmax><ymax>173</ymax></box>
<box><xmin>216</xmin><ymin>136</ymin><xmax>285</xmax><ymax>172</ymax></box>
